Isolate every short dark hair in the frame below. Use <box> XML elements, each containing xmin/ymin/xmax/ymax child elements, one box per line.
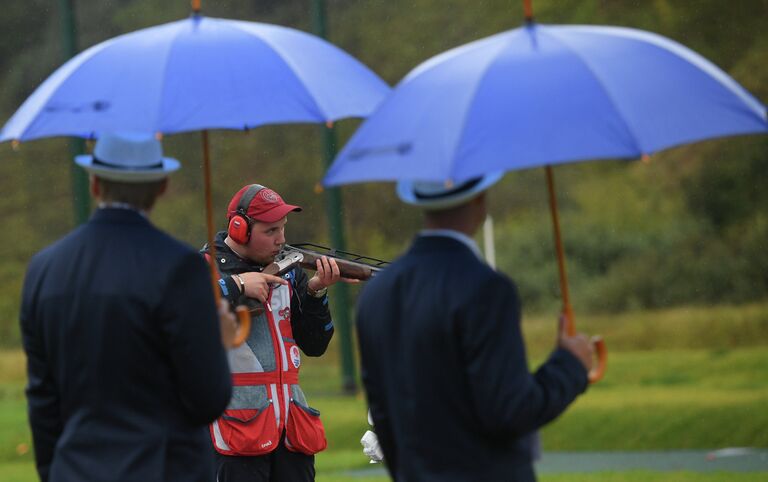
<box><xmin>96</xmin><ymin>176</ymin><xmax>166</xmax><ymax>211</ymax></box>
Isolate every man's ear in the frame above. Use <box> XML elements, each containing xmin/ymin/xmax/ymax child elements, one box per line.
<box><xmin>89</xmin><ymin>175</ymin><xmax>100</xmax><ymax>198</ymax></box>
<box><xmin>471</xmin><ymin>192</ymin><xmax>488</xmax><ymax>224</ymax></box>
<box><xmin>158</xmin><ymin>178</ymin><xmax>169</xmax><ymax>196</ymax></box>
<box><xmin>471</xmin><ymin>192</ymin><xmax>487</xmax><ymax>209</ymax></box>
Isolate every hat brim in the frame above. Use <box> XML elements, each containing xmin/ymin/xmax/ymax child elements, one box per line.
<box><xmin>75</xmin><ymin>155</ymin><xmax>180</xmax><ymax>182</ymax></box>
<box><xmin>397</xmin><ymin>173</ymin><xmax>504</xmax><ymax>210</ymax></box>
<box><xmin>251</xmin><ymin>203</ymin><xmax>302</xmax><ymax>223</ymax></box>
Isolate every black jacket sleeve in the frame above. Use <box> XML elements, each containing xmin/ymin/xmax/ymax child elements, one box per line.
<box><xmin>20</xmin><ymin>255</ymin><xmax>62</xmax><ymax>482</ymax></box>
<box><xmin>158</xmin><ymin>252</ymin><xmax>232</xmax><ymax>424</ymax></box>
<box><xmin>461</xmin><ymin>273</ymin><xmax>588</xmax><ymax>438</ymax></box>
<box><xmin>218</xmin><ymin>274</ymin><xmax>244</xmax><ymax>306</ymax></box>
<box><xmin>289</xmin><ymin>267</ymin><xmax>334</xmax><ymax>357</ymax></box>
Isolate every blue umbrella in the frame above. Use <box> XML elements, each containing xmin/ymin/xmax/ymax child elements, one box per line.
<box><xmin>1</xmin><ymin>14</ymin><xmax>388</xmax><ymax>141</ymax></box>
<box><xmin>323</xmin><ymin>8</ymin><xmax>767</xmax><ymax>382</ymax></box>
<box><xmin>1</xmin><ymin>6</ymin><xmax>390</xmax><ymax>346</ymax></box>
<box><xmin>324</xmin><ymin>24</ymin><xmax>766</xmax><ymax>185</ymax></box>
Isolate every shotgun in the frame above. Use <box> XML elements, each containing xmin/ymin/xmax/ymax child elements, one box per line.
<box><xmin>262</xmin><ymin>243</ymin><xmax>389</xmax><ymax>280</ymax></box>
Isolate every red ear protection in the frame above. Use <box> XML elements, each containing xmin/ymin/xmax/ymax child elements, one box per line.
<box><xmin>227</xmin><ymin>184</ymin><xmax>264</xmax><ymax>244</ymax></box>
<box><xmin>227</xmin><ymin>215</ymin><xmax>251</xmax><ymax>245</ymax></box>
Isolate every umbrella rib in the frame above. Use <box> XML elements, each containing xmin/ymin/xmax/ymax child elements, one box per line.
<box><xmin>229</xmin><ymin>22</ymin><xmax>327</xmax><ymax>121</ymax></box>
<box><xmin>447</xmin><ymin>31</ymin><xmax>522</xmax><ymax>181</ymax></box>
<box><xmin>542</xmin><ymin>28</ymin><xmax>645</xmax><ymax>156</ymax></box>
<box><xmin>581</xmin><ymin>26</ymin><xmax>767</xmax><ymax>121</ymax></box>
<box><xmin>154</xmin><ymin>22</ymin><xmax>191</xmax><ymax>134</ymax></box>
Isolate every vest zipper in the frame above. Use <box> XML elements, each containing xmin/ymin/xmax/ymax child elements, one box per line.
<box><xmin>264</xmin><ymin>285</ymin><xmax>291</xmax><ymax>431</ymax></box>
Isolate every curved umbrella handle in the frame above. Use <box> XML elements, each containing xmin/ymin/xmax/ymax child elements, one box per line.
<box><xmin>562</xmin><ymin>308</ymin><xmax>607</xmax><ymax>384</ymax></box>
<box><xmin>588</xmin><ymin>336</ymin><xmax>607</xmax><ymax>383</ymax></box>
<box><xmin>230</xmin><ymin>305</ymin><xmax>251</xmax><ymax>348</ymax></box>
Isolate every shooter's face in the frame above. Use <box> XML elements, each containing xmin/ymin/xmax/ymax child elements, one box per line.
<box><xmin>244</xmin><ymin>217</ymin><xmax>287</xmax><ymax>265</ymax></box>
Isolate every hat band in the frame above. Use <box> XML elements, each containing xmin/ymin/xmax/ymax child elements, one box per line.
<box><xmin>92</xmin><ymin>157</ymin><xmax>164</xmax><ymax>171</ymax></box>
<box><xmin>414</xmin><ymin>177</ymin><xmax>482</xmax><ymax>200</ymax></box>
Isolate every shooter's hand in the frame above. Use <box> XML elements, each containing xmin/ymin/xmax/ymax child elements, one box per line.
<box><xmin>236</xmin><ymin>272</ymin><xmax>288</xmax><ymax>303</ymax></box>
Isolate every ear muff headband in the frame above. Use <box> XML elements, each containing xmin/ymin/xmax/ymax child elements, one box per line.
<box><xmin>228</xmin><ymin>184</ymin><xmax>265</xmax><ymax>244</ymax></box>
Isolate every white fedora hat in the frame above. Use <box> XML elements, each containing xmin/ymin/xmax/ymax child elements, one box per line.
<box><xmin>397</xmin><ymin>173</ymin><xmax>504</xmax><ymax>210</ymax></box>
<box><xmin>75</xmin><ymin>131</ymin><xmax>180</xmax><ymax>182</ymax></box>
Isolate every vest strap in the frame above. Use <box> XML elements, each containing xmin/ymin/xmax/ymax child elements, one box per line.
<box><xmin>232</xmin><ymin>372</ymin><xmax>299</xmax><ymax>386</ymax></box>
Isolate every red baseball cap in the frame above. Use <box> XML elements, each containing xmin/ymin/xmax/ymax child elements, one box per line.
<box><xmin>227</xmin><ymin>184</ymin><xmax>302</xmax><ymax>223</ymax></box>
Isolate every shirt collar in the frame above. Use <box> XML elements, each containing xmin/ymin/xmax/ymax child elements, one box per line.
<box><xmin>418</xmin><ymin>229</ymin><xmax>483</xmax><ymax>259</ymax></box>
<box><xmin>97</xmin><ymin>202</ymin><xmax>147</xmax><ymax>218</ymax></box>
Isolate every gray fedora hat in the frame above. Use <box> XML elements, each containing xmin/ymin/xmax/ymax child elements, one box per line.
<box><xmin>397</xmin><ymin>173</ymin><xmax>503</xmax><ymax>210</ymax></box>
<box><xmin>75</xmin><ymin>131</ymin><xmax>180</xmax><ymax>182</ymax></box>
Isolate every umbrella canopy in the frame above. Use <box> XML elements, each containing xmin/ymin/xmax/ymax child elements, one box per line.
<box><xmin>323</xmin><ymin>23</ymin><xmax>767</xmax><ymax>186</ymax></box>
<box><xmin>1</xmin><ymin>14</ymin><xmax>389</xmax><ymax>142</ymax></box>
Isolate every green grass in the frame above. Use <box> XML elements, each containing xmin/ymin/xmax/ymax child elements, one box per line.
<box><xmin>2</xmin><ymin>303</ymin><xmax>767</xmax><ymax>480</ymax></box>
<box><xmin>521</xmin><ymin>302</ymin><xmax>768</xmax><ymax>355</ymax></box>
<box><xmin>0</xmin><ymin>462</ymin><xmax>35</xmax><ymax>482</ymax></box>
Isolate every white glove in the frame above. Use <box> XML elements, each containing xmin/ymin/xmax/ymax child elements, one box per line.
<box><xmin>361</xmin><ymin>430</ymin><xmax>384</xmax><ymax>463</ymax></box>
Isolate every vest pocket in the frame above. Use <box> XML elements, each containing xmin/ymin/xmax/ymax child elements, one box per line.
<box><xmin>215</xmin><ymin>400</ymin><xmax>280</xmax><ymax>456</ymax></box>
<box><xmin>285</xmin><ymin>399</ymin><xmax>327</xmax><ymax>455</ymax></box>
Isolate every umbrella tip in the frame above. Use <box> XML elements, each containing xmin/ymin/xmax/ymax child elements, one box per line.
<box><xmin>155</xmin><ymin>132</ymin><xmax>163</xmax><ymax>141</ymax></box>
<box><xmin>325</xmin><ymin>121</ymin><xmax>334</xmax><ymax>129</ymax></box>
<box><xmin>641</xmin><ymin>153</ymin><xmax>651</xmax><ymax>163</ymax></box>
<box><xmin>314</xmin><ymin>182</ymin><xmax>324</xmax><ymax>194</ymax></box>
<box><xmin>523</xmin><ymin>0</ymin><xmax>535</xmax><ymax>24</ymax></box>
<box><xmin>11</xmin><ymin>140</ymin><xmax>20</xmax><ymax>151</ymax></box>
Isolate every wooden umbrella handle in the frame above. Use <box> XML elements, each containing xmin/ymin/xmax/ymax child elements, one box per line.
<box><xmin>589</xmin><ymin>337</ymin><xmax>607</xmax><ymax>383</ymax></box>
<box><xmin>562</xmin><ymin>306</ymin><xmax>607</xmax><ymax>383</ymax></box>
<box><xmin>231</xmin><ymin>306</ymin><xmax>251</xmax><ymax>347</ymax></box>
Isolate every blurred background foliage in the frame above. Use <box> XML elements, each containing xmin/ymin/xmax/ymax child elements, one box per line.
<box><xmin>0</xmin><ymin>0</ymin><xmax>766</xmax><ymax>346</ymax></box>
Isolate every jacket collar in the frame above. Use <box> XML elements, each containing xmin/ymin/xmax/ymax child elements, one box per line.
<box><xmin>418</xmin><ymin>229</ymin><xmax>482</xmax><ymax>259</ymax></box>
<box><xmin>202</xmin><ymin>231</ymin><xmax>264</xmax><ymax>271</ymax></box>
<box><xmin>90</xmin><ymin>206</ymin><xmax>151</xmax><ymax>225</ymax></box>
<box><xmin>410</xmin><ymin>233</ymin><xmax>481</xmax><ymax>260</ymax></box>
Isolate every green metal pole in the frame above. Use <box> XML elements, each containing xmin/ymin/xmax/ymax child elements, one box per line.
<box><xmin>310</xmin><ymin>0</ymin><xmax>358</xmax><ymax>394</ymax></box>
<box><xmin>59</xmin><ymin>0</ymin><xmax>90</xmax><ymax>225</ymax></box>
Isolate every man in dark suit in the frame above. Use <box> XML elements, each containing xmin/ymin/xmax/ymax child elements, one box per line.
<box><xmin>355</xmin><ymin>174</ymin><xmax>594</xmax><ymax>481</ymax></box>
<box><xmin>20</xmin><ymin>131</ymin><xmax>235</xmax><ymax>482</ymax></box>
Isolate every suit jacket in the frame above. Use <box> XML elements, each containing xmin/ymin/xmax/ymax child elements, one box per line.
<box><xmin>20</xmin><ymin>208</ymin><xmax>232</xmax><ymax>482</ymax></box>
<box><xmin>356</xmin><ymin>234</ymin><xmax>588</xmax><ymax>482</ymax></box>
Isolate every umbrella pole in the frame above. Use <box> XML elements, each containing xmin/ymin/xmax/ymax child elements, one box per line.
<box><xmin>201</xmin><ymin>130</ymin><xmax>220</xmax><ymax>299</ymax></box>
<box><xmin>544</xmin><ymin>166</ymin><xmax>576</xmax><ymax>335</ymax></box>
<box><xmin>201</xmin><ymin>130</ymin><xmax>250</xmax><ymax>346</ymax></box>
<box><xmin>545</xmin><ymin>166</ymin><xmax>607</xmax><ymax>383</ymax></box>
